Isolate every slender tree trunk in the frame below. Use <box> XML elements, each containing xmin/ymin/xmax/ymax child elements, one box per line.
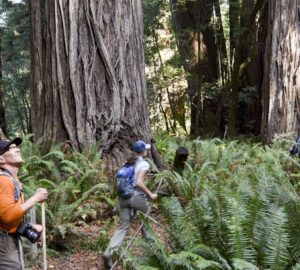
<box><xmin>241</xmin><ymin>0</ymin><xmax>258</xmax><ymax>87</ymax></box>
<box><xmin>229</xmin><ymin>0</ymin><xmax>240</xmax><ymax>64</ymax></box>
<box><xmin>30</xmin><ymin>0</ymin><xmax>164</xmax><ymax>168</ymax></box>
<box><xmin>213</xmin><ymin>0</ymin><xmax>228</xmax><ymax>85</ymax></box>
<box><xmin>261</xmin><ymin>0</ymin><xmax>300</xmax><ymax>143</ymax></box>
<box><xmin>256</xmin><ymin>1</ymin><xmax>268</xmax><ymax>135</ymax></box>
<box><xmin>0</xmin><ymin>33</ymin><xmax>7</xmax><ymax>136</ymax></box>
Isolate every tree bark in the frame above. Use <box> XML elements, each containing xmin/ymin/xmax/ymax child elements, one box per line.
<box><xmin>30</xmin><ymin>0</ymin><xmax>165</xmax><ymax>168</ymax></box>
<box><xmin>29</xmin><ymin>0</ymin><xmax>44</xmax><ymax>136</ymax></box>
<box><xmin>261</xmin><ymin>0</ymin><xmax>300</xmax><ymax>143</ymax></box>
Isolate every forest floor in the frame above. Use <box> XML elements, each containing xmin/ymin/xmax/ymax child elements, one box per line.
<box><xmin>26</xmin><ymin>209</ymin><xmax>165</xmax><ymax>270</ymax></box>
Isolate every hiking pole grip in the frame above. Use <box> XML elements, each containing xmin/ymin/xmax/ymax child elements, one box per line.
<box><xmin>41</xmin><ymin>202</ymin><xmax>47</xmax><ymax>270</ymax></box>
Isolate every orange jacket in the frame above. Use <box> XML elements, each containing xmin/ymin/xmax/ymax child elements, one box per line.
<box><xmin>0</xmin><ymin>175</ymin><xmax>25</xmax><ymax>233</ymax></box>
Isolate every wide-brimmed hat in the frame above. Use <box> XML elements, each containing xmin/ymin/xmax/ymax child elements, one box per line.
<box><xmin>0</xmin><ymin>138</ymin><xmax>22</xmax><ymax>155</ymax></box>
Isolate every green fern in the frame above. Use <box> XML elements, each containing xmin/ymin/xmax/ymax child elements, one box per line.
<box><xmin>231</xmin><ymin>258</ymin><xmax>259</xmax><ymax>270</ymax></box>
<box><xmin>265</xmin><ymin>208</ymin><xmax>291</xmax><ymax>270</ymax></box>
<box><xmin>292</xmin><ymin>263</ymin><xmax>300</xmax><ymax>270</ymax></box>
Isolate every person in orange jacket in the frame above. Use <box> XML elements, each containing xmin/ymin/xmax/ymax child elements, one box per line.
<box><xmin>0</xmin><ymin>138</ymin><xmax>48</xmax><ymax>270</ymax></box>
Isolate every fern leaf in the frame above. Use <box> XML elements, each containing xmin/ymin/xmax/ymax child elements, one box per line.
<box><xmin>42</xmin><ymin>150</ymin><xmax>65</xmax><ymax>160</ymax></box>
<box><xmin>292</xmin><ymin>263</ymin><xmax>300</xmax><ymax>270</ymax></box>
<box><xmin>38</xmin><ymin>179</ymin><xmax>57</xmax><ymax>189</ymax></box>
<box><xmin>265</xmin><ymin>207</ymin><xmax>291</xmax><ymax>270</ymax></box>
<box><xmin>231</xmin><ymin>258</ymin><xmax>259</xmax><ymax>270</ymax></box>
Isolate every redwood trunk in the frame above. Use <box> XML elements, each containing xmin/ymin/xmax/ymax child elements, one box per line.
<box><xmin>261</xmin><ymin>0</ymin><xmax>300</xmax><ymax>143</ymax></box>
<box><xmin>30</xmin><ymin>0</ymin><xmax>164</xmax><ymax>168</ymax></box>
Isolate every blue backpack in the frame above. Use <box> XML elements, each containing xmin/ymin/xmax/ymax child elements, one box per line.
<box><xmin>117</xmin><ymin>163</ymin><xmax>137</xmax><ymax>198</ymax></box>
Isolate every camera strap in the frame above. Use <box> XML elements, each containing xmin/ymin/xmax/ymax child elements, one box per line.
<box><xmin>0</xmin><ymin>169</ymin><xmax>21</xmax><ymax>203</ymax></box>
<box><xmin>18</xmin><ymin>237</ymin><xmax>25</xmax><ymax>270</ymax></box>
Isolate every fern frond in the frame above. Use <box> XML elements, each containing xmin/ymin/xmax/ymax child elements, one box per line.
<box><xmin>61</xmin><ymin>159</ymin><xmax>79</xmax><ymax>170</ymax></box>
<box><xmin>166</xmin><ymin>251</ymin><xmax>222</xmax><ymax>270</ymax></box>
<box><xmin>68</xmin><ymin>183</ymin><xmax>109</xmax><ymax>214</ymax></box>
<box><xmin>190</xmin><ymin>244</ymin><xmax>232</xmax><ymax>270</ymax></box>
<box><xmin>265</xmin><ymin>207</ymin><xmax>291</xmax><ymax>270</ymax></box>
<box><xmin>292</xmin><ymin>262</ymin><xmax>300</xmax><ymax>270</ymax></box>
<box><xmin>285</xmin><ymin>200</ymin><xmax>300</xmax><ymax>258</ymax></box>
<box><xmin>42</xmin><ymin>150</ymin><xmax>65</xmax><ymax>160</ymax></box>
<box><xmin>37</xmin><ymin>179</ymin><xmax>57</xmax><ymax>189</ymax></box>
<box><xmin>231</xmin><ymin>258</ymin><xmax>259</xmax><ymax>270</ymax></box>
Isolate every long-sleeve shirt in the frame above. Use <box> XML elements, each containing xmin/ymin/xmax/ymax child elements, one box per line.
<box><xmin>0</xmin><ymin>175</ymin><xmax>25</xmax><ymax>233</ymax></box>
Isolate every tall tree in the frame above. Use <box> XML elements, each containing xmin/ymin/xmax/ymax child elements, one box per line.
<box><xmin>213</xmin><ymin>0</ymin><xmax>228</xmax><ymax>85</ymax></box>
<box><xmin>170</xmin><ymin>0</ymin><xmax>219</xmax><ymax>137</ymax></box>
<box><xmin>261</xmin><ymin>0</ymin><xmax>300</xmax><ymax>143</ymax></box>
<box><xmin>229</xmin><ymin>0</ymin><xmax>240</xmax><ymax>64</ymax></box>
<box><xmin>30</xmin><ymin>0</ymin><xmax>164</xmax><ymax>167</ymax></box>
<box><xmin>227</xmin><ymin>0</ymin><xmax>265</xmax><ymax>136</ymax></box>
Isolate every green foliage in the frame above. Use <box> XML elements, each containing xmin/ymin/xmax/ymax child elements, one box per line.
<box><xmin>143</xmin><ymin>0</ymin><xmax>188</xmax><ymax>135</ymax></box>
<box><xmin>19</xmin><ymin>137</ymin><xmax>111</xmax><ymax>246</ymax></box>
<box><xmin>0</xmin><ymin>0</ymin><xmax>30</xmax><ymax>135</ymax></box>
<box><xmin>128</xmin><ymin>136</ymin><xmax>300</xmax><ymax>269</ymax></box>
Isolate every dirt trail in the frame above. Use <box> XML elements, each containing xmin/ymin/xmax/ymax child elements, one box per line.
<box><xmin>27</xmin><ymin>210</ymin><xmax>165</xmax><ymax>270</ymax></box>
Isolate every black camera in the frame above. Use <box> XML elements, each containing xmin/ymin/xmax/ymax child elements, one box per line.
<box><xmin>17</xmin><ymin>222</ymin><xmax>41</xmax><ymax>243</ymax></box>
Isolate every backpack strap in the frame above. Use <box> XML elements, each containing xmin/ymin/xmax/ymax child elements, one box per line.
<box><xmin>0</xmin><ymin>169</ymin><xmax>21</xmax><ymax>203</ymax></box>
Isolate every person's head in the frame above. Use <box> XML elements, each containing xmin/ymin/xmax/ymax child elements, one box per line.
<box><xmin>0</xmin><ymin>138</ymin><xmax>23</xmax><ymax>169</ymax></box>
<box><xmin>133</xmin><ymin>140</ymin><xmax>151</xmax><ymax>158</ymax></box>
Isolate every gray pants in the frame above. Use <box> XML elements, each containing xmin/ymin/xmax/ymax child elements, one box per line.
<box><xmin>105</xmin><ymin>194</ymin><xmax>149</xmax><ymax>255</ymax></box>
<box><xmin>0</xmin><ymin>233</ymin><xmax>22</xmax><ymax>270</ymax></box>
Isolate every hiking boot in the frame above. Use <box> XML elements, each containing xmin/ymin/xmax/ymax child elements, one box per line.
<box><xmin>103</xmin><ymin>252</ymin><xmax>113</xmax><ymax>269</ymax></box>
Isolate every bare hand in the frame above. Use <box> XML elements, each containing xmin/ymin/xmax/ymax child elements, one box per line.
<box><xmin>31</xmin><ymin>224</ymin><xmax>43</xmax><ymax>242</ymax></box>
<box><xmin>31</xmin><ymin>224</ymin><xmax>43</xmax><ymax>233</ymax></box>
<box><xmin>150</xmin><ymin>193</ymin><xmax>158</xmax><ymax>200</ymax></box>
<box><xmin>34</xmin><ymin>188</ymin><xmax>48</xmax><ymax>203</ymax></box>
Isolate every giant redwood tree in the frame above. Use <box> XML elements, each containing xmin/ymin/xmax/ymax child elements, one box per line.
<box><xmin>261</xmin><ymin>0</ymin><xmax>300</xmax><ymax>143</ymax></box>
<box><xmin>30</xmin><ymin>0</ymin><xmax>164</xmax><ymax>166</ymax></box>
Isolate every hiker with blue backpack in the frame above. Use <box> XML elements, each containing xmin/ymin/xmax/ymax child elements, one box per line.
<box><xmin>103</xmin><ymin>140</ymin><xmax>158</xmax><ymax>268</ymax></box>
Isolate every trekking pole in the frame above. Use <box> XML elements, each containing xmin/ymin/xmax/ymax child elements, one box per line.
<box><xmin>41</xmin><ymin>202</ymin><xmax>47</xmax><ymax>270</ymax></box>
<box><xmin>110</xmin><ymin>177</ymin><xmax>164</xmax><ymax>270</ymax></box>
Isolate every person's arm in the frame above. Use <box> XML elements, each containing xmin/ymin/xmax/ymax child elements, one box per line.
<box><xmin>21</xmin><ymin>188</ymin><xmax>48</xmax><ymax>212</ymax></box>
<box><xmin>136</xmin><ymin>170</ymin><xmax>157</xmax><ymax>200</ymax></box>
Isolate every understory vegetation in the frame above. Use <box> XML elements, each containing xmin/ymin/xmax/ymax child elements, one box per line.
<box><xmin>127</xmin><ymin>135</ymin><xmax>300</xmax><ymax>269</ymax></box>
<box><xmin>22</xmin><ymin>134</ymin><xmax>300</xmax><ymax>269</ymax></box>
